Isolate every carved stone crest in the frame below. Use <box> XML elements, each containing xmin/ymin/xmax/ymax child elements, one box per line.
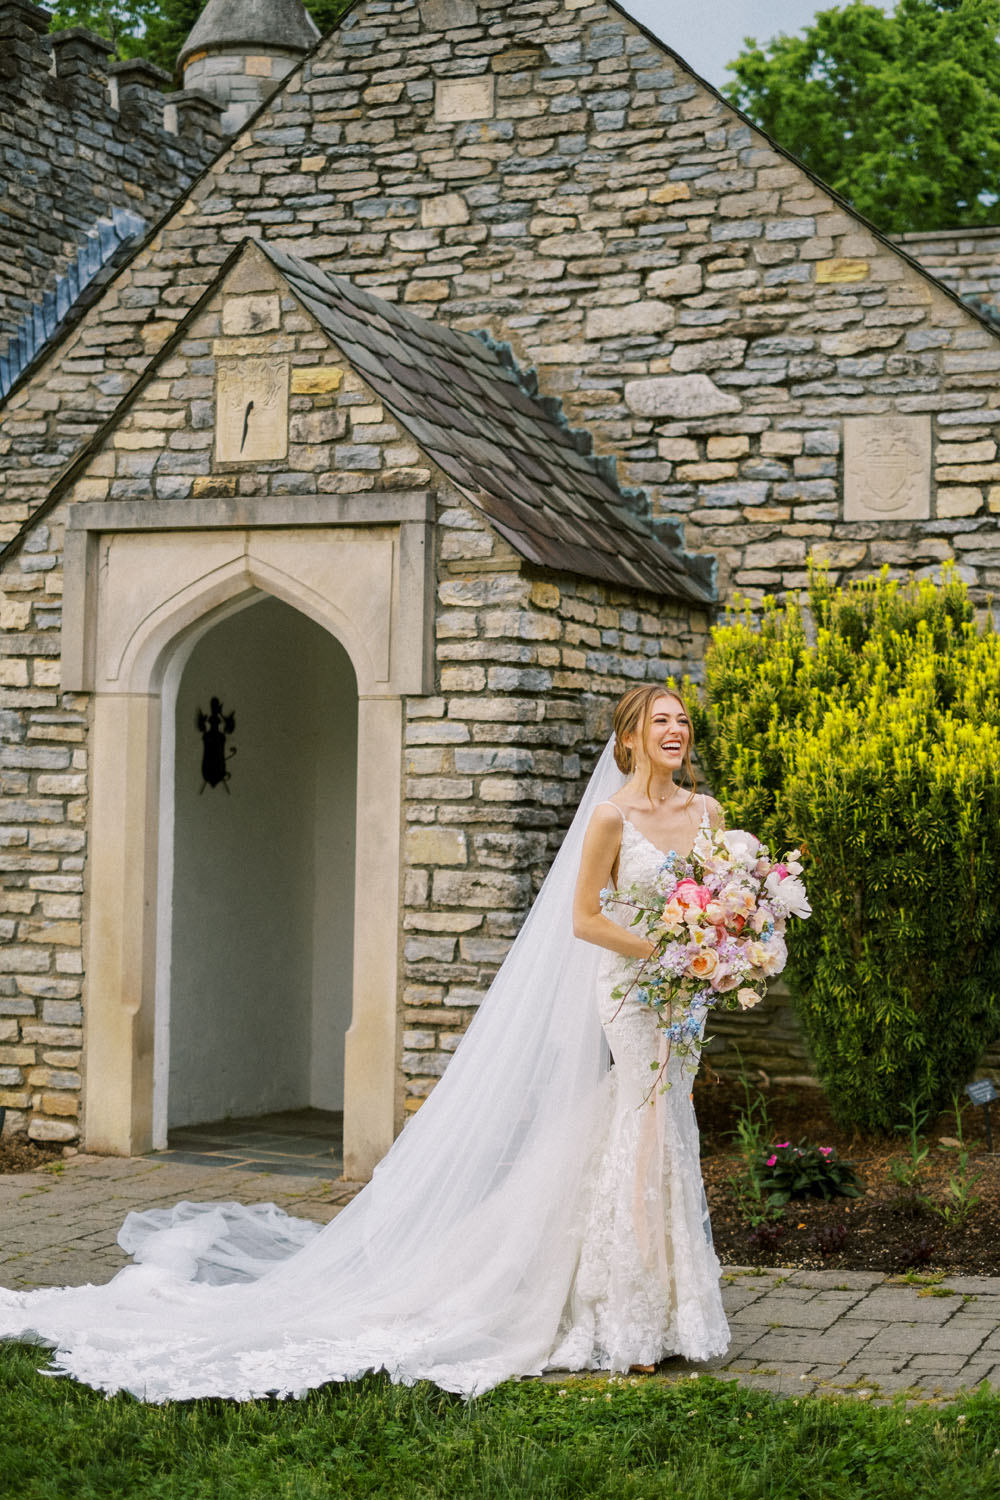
<box><xmin>844</xmin><ymin>414</ymin><xmax>931</xmax><ymax>521</ymax></box>
<box><xmin>215</xmin><ymin>357</ymin><xmax>289</xmax><ymax>464</ymax></box>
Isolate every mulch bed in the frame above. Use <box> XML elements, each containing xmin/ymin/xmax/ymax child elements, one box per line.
<box><xmin>695</xmin><ymin>1075</ymin><xmax>1000</xmax><ymax>1277</ymax></box>
<box><xmin>0</xmin><ymin>1137</ymin><xmax>63</xmax><ymax>1174</ymax></box>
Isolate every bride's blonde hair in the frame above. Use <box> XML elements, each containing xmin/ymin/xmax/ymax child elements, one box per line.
<box><xmin>612</xmin><ymin>684</ymin><xmax>698</xmax><ymax>800</ymax></box>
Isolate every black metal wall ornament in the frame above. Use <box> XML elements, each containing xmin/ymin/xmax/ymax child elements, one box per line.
<box><xmin>197</xmin><ymin>698</ymin><xmax>237</xmax><ymax>792</ymax></box>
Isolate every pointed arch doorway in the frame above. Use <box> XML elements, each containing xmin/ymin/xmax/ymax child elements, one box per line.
<box><xmin>158</xmin><ymin>594</ymin><xmax>357</xmax><ymax>1145</ymax></box>
<box><xmin>61</xmin><ymin>498</ymin><xmax>434</xmax><ymax>1178</ymax></box>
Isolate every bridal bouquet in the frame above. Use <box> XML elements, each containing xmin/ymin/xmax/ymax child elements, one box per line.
<box><xmin>600</xmin><ymin>824</ymin><xmax>811</xmax><ymax>1080</ymax></box>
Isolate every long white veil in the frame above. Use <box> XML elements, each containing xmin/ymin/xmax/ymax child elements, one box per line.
<box><xmin>0</xmin><ymin>741</ymin><xmax>626</xmax><ymax>1400</ymax></box>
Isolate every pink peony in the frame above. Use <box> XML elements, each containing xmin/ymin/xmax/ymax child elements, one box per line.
<box><xmin>675</xmin><ymin>879</ymin><xmax>711</xmax><ymax>910</ymax></box>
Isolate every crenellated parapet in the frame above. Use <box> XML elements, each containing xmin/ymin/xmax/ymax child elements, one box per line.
<box><xmin>0</xmin><ymin>0</ymin><xmax>224</xmax><ymax>362</ymax></box>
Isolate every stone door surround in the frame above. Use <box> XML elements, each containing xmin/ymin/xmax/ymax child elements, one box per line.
<box><xmin>61</xmin><ymin>491</ymin><xmax>435</xmax><ymax>1179</ymax></box>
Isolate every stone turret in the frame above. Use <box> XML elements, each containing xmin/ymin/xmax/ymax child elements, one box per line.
<box><xmin>177</xmin><ymin>0</ymin><xmax>320</xmax><ymax>135</ymax></box>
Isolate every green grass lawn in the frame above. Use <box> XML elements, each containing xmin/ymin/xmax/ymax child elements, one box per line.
<box><xmin>3</xmin><ymin>1343</ymin><xmax>1000</xmax><ymax>1499</ymax></box>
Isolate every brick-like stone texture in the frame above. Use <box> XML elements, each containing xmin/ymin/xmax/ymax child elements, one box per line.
<box><xmin>0</xmin><ymin>3</ymin><xmax>222</xmax><ymax>362</ymax></box>
<box><xmin>4</xmin><ymin>0</ymin><xmax>1000</xmax><ymax>604</ymax></box>
<box><xmin>0</xmin><ymin>246</ymin><xmax>709</xmax><ymax>1136</ymax></box>
<box><xmin>7</xmin><ymin>0</ymin><xmax>1000</xmax><ymax>1125</ymax></box>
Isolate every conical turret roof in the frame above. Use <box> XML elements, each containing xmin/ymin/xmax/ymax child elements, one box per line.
<box><xmin>178</xmin><ymin>0</ymin><xmax>320</xmax><ymax>69</ymax></box>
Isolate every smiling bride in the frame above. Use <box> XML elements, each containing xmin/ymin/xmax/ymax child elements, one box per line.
<box><xmin>0</xmin><ymin>685</ymin><xmax>731</xmax><ymax>1400</ymax></box>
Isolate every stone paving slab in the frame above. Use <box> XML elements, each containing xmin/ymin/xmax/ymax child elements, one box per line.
<box><xmin>2</xmin><ymin>1154</ymin><xmax>1000</xmax><ymax>1404</ymax></box>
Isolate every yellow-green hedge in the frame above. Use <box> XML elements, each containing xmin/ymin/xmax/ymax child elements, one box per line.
<box><xmin>689</xmin><ymin>565</ymin><xmax>1000</xmax><ymax>1133</ymax></box>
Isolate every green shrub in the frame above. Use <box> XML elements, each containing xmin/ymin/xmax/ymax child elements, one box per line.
<box><xmin>688</xmin><ymin>564</ymin><xmax>1000</xmax><ymax>1134</ymax></box>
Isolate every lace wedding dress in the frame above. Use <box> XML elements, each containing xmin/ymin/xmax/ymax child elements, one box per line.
<box><xmin>0</xmin><ymin>745</ymin><xmax>728</xmax><ymax>1400</ymax></box>
<box><xmin>549</xmin><ymin>806</ymin><xmax>729</xmax><ymax>1372</ymax></box>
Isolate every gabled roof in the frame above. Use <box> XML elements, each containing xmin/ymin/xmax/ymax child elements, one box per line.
<box><xmin>257</xmin><ymin>241</ymin><xmax>714</xmax><ymax>604</ymax></box>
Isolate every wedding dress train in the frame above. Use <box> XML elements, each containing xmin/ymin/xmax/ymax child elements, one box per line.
<box><xmin>0</xmin><ymin>744</ymin><xmax>728</xmax><ymax>1400</ymax></box>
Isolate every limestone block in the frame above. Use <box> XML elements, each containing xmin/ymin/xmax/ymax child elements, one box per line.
<box><xmin>815</xmin><ymin>258</ymin><xmax>870</xmax><ymax>283</ymax></box>
<box><xmin>647</xmin><ymin>263</ymin><xmax>703</xmax><ymax>297</ymax></box>
<box><xmin>936</xmin><ymin>441</ymin><xmax>996</xmax><ymax>464</ymax></box>
<box><xmin>844</xmin><ymin>414</ymin><xmax>931</xmax><ymax>522</ymax></box>
<box><xmin>760</xmin><ymin>432</ymin><xmax>804</xmax><ymax>457</ymax></box>
<box><xmin>649</xmin><ymin>182</ymin><xmax>691</xmax><ymax>204</ymax></box>
<box><xmin>406</xmin><ymin>827</ymin><xmax>468</xmax><ymax>867</ymax></box>
<box><xmin>422</xmin><ymin>193</ymin><xmax>469</xmax><ymax>227</ymax></box>
<box><xmin>707</xmin><ymin>436</ymin><xmax>750</xmax><ymax>459</ymax></box>
<box><xmin>658</xmin><ymin>439</ymin><xmax>700</xmax><ymax>460</ymax></box>
<box><xmin>808</xmin><ymin>541</ymin><xmax>869</xmax><ymax>568</ymax></box>
<box><xmin>676</xmin><ymin>462</ymin><xmax>738</xmax><ymax>481</ymax></box>
<box><xmin>40</xmin><ymin>1092</ymin><xmax>79</xmax><ymax>1116</ymax></box>
<box><xmin>936</xmin><ymin>487</ymin><xmax>983</xmax><ymax>518</ymax></box>
<box><xmin>935</xmin><ymin>463</ymin><xmax>1000</xmax><ymax>483</ymax></box>
<box><xmin>291</xmin><ymin>366</ymin><xmax>344</xmax><ymax>394</ymax></box>
<box><xmin>624</xmin><ymin>374</ymin><xmax>741</xmax><ymax>418</ymax></box>
<box><xmin>28</xmin><ymin>1116</ymin><xmax>77</xmax><ymax>1142</ymax></box>
<box><xmin>420</xmin><ymin>0</ymin><xmax>476</xmax><ymax>26</ymax></box>
<box><xmin>585</xmin><ymin>301</ymin><xmax>674</xmax><ymax>338</ymax></box>
<box><xmin>743</xmin><ymin>540</ymin><xmax>807</xmax><ymax>569</ymax></box>
<box><xmin>671</xmin><ymin>337</ymin><xmax>747</xmax><ymax>372</ymax></box>
<box><xmin>221</xmin><ymin>295</ymin><xmax>280</xmax><ymax>336</ymax></box>
<box><xmin>435</xmin><ymin>75</ymin><xmax>495</xmax><ymax>124</ymax></box>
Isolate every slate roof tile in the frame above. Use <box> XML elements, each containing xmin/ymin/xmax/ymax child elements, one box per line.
<box><xmin>260</xmin><ymin>241</ymin><xmax>714</xmax><ymax>604</ymax></box>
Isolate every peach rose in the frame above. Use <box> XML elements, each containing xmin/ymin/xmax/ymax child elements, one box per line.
<box><xmin>686</xmin><ymin>949</ymin><xmax>719</xmax><ymax>979</ymax></box>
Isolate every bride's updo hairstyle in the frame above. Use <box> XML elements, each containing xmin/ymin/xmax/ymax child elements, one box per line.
<box><xmin>612</xmin><ymin>684</ymin><xmax>698</xmax><ymax>799</ymax></box>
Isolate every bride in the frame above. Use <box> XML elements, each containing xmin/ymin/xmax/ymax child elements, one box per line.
<box><xmin>0</xmin><ymin>686</ymin><xmax>730</xmax><ymax>1401</ymax></box>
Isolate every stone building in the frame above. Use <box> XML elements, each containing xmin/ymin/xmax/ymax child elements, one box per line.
<box><xmin>3</xmin><ymin>0</ymin><xmax>1000</xmax><ymax>1164</ymax></box>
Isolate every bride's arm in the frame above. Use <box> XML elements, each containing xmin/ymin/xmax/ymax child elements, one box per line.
<box><xmin>572</xmin><ymin>805</ymin><xmax>657</xmax><ymax>959</ymax></box>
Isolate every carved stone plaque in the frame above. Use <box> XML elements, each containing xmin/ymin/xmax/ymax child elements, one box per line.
<box><xmin>844</xmin><ymin>414</ymin><xmax>931</xmax><ymax>521</ymax></box>
<box><xmin>216</xmin><ymin>357</ymin><xmax>288</xmax><ymax>464</ymax></box>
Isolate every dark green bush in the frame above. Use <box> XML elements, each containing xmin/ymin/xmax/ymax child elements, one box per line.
<box><xmin>689</xmin><ymin>564</ymin><xmax>1000</xmax><ymax>1133</ymax></box>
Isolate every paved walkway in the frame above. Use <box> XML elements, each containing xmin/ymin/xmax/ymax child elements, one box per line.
<box><xmin>2</xmin><ymin>1152</ymin><xmax>999</xmax><ymax>1404</ymax></box>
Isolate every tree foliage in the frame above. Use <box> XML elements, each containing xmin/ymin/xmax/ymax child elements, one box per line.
<box><xmin>689</xmin><ymin>565</ymin><xmax>1000</xmax><ymax>1134</ymax></box>
<box><xmin>725</xmin><ymin>0</ymin><xmax>1000</xmax><ymax>233</ymax></box>
<box><xmin>49</xmin><ymin>0</ymin><xmax>352</xmax><ymax>76</ymax></box>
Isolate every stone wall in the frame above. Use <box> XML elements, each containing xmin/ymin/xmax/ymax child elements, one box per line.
<box><xmin>0</xmin><ymin>1</ymin><xmax>223</xmax><ymax>363</ymax></box>
<box><xmin>2</xmin><ymin>0</ymin><xmax>1000</xmax><ymax>605</ymax></box>
<box><xmin>900</xmin><ymin>227</ymin><xmax>1000</xmax><ymax>322</ymax></box>
<box><xmin>6</xmin><ymin>0</ymin><xmax>1000</xmax><ymax>1130</ymax></box>
<box><xmin>400</xmin><ymin>558</ymin><xmax>707</xmax><ymax>1108</ymax></box>
<box><xmin>0</xmin><ymin>245</ymin><xmax>710</xmax><ymax>1140</ymax></box>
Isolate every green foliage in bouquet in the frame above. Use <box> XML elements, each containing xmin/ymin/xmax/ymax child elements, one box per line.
<box><xmin>753</xmin><ymin>1141</ymin><xmax>861</xmax><ymax>1208</ymax></box>
<box><xmin>688</xmin><ymin>564</ymin><xmax>1000</xmax><ymax>1134</ymax></box>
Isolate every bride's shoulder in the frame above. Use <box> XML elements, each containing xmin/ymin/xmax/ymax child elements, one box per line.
<box><xmin>588</xmin><ymin>800</ymin><xmax>625</xmax><ymax>833</ymax></box>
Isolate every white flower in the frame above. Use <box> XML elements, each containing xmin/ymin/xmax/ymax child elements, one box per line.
<box><xmin>737</xmin><ymin>987</ymin><xmax>760</xmax><ymax>1010</ymax></box>
<box><xmin>721</xmin><ymin>829</ymin><xmax>761</xmax><ymax>863</ymax></box>
<box><xmin>776</xmin><ymin>873</ymin><xmax>811</xmax><ymax>918</ymax></box>
<box><xmin>692</xmin><ymin>826</ymin><xmax>715</xmax><ymax>862</ymax></box>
